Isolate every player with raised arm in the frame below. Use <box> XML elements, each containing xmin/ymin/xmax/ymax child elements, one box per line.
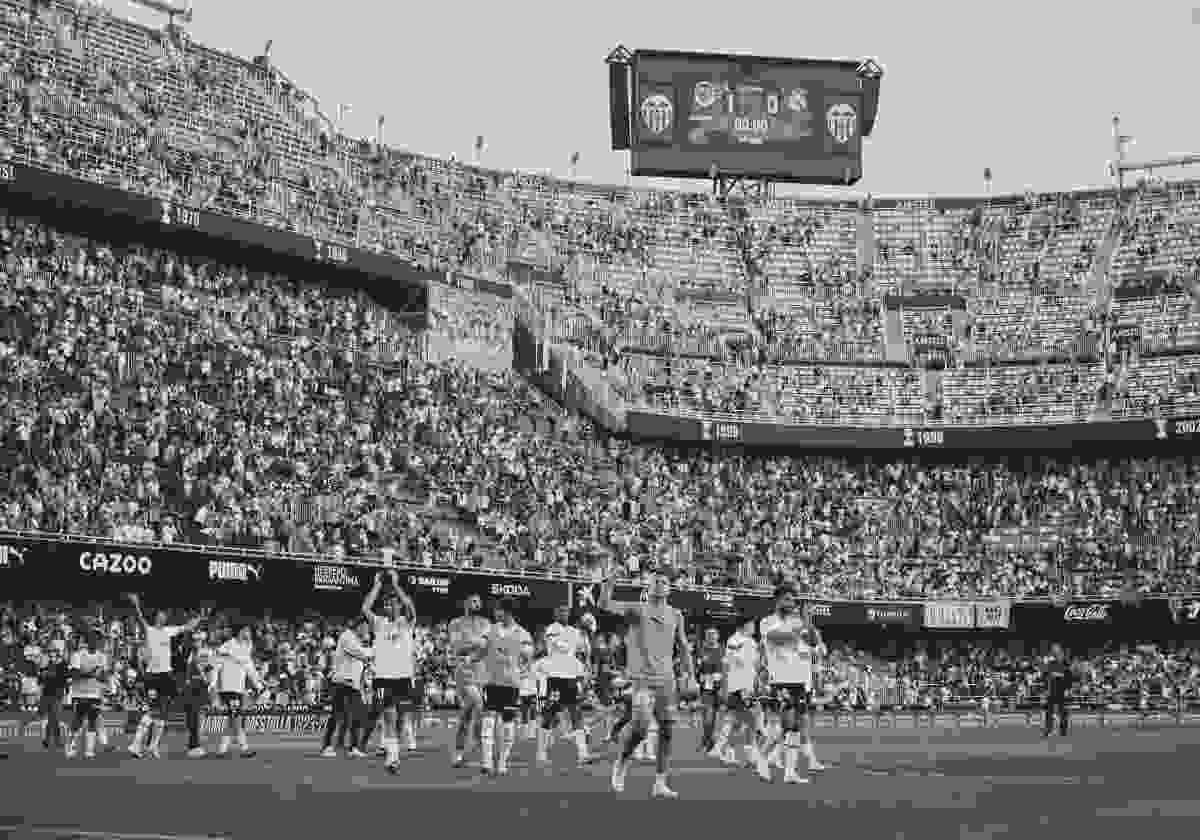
<box><xmin>321</xmin><ymin>614</ymin><xmax>374</xmax><ymax>758</ymax></box>
<box><xmin>448</xmin><ymin>593</ymin><xmax>491</xmax><ymax>768</ymax></box>
<box><xmin>479</xmin><ymin>598</ymin><xmax>533</xmax><ymax>776</ymax></box>
<box><xmin>362</xmin><ymin>570</ymin><xmax>417</xmax><ymax>773</ymax></box>
<box><xmin>600</xmin><ymin>570</ymin><xmax>696</xmax><ymax>799</ymax></box>
<box><xmin>65</xmin><ymin>629</ymin><xmax>109</xmax><ymax>760</ymax></box>
<box><xmin>214</xmin><ymin>625</ymin><xmax>262</xmax><ymax>758</ymax></box>
<box><xmin>127</xmin><ymin>594</ymin><xmax>204</xmax><ymax>759</ymax></box>
<box><xmin>537</xmin><ymin>604</ymin><xmax>593</xmax><ymax>768</ymax></box>
<box><xmin>756</xmin><ymin>587</ymin><xmax>826</xmax><ymax>784</ymax></box>
<box><xmin>710</xmin><ymin>617</ymin><xmax>763</xmax><ymax>767</ymax></box>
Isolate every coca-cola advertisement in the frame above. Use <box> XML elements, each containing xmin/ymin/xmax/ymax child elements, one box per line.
<box><xmin>1063</xmin><ymin>603</ymin><xmax>1113</xmax><ymax>623</ymax></box>
<box><xmin>1011</xmin><ymin>599</ymin><xmax>1176</xmax><ymax>636</ymax></box>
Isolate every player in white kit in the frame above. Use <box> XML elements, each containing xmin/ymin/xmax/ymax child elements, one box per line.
<box><xmin>214</xmin><ymin>625</ymin><xmax>263</xmax><ymax>757</ymax></box>
<box><xmin>126</xmin><ymin>593</ymin><xmax>204</xmax><ymax>758</ymax></box>
<box><xmin>710</xmin><ymin>616</ymin><xmax>763</xmax><ymax>767</ymax></box>
<box><xmin>479</xmin><ymin>598</ymin><xmax>533</xmax><ymax>776</ymax></box>
<box><xmin>362</xmin><ymin>570</ymin><xmax>418</xmax><ymax>773</ymax></box>
<box><xmin>65</xmin><ymin>630</ymin><xmax>109</xmax><ymax>760</ymax></box>
<box><xmin>757</xmin><ymin>586</ymin><xmax>827</xmax><ymax>784</ymax></box>
<box><xmin>537</xmin><ymin>604</ymin><xmax>592</xmax><ymax>767</ymax></box>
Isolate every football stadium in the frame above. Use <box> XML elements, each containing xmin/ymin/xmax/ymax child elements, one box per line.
<box><xmin>3</xmin><ymin>0</ymin><xmax>1200</xmax><ymax>837</ymax></box>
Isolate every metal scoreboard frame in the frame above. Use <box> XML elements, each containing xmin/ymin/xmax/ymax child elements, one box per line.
<box><xmin>615</xmin><ymin>49</ymin><xmax>881</xmax><ymax>188</ymax></box>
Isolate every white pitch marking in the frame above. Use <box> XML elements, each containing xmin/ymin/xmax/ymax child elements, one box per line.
<box><xmin>0</xmin><ymin>827</ymin><xmax>229</xmax><ymax>840</ymax></box>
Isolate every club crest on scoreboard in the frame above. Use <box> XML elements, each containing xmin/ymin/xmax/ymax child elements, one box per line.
<box><xmin>640</xmin><ymin>94</ymin><xmax>674</xmax><ymax>137</ymax></box>
<box><xmin>827</xmin><ymin>102</ymin><xmax>858</xmax><ymax>144</ymax></box>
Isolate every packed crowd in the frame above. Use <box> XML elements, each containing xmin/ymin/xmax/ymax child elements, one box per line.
<box><xmin>4</xmin><ymin>602</ymin><xmax>1199</xmax><ymax>717</ymax></box>
<box><xmin>5</xmin><ymin>0</ymin><xmax>1200</xmax><ymax>390</ymax></box>
<box><xmin>3</xmin><ymin>211</ymin><xmax>1200</xmax><ymax>596</ymax></box>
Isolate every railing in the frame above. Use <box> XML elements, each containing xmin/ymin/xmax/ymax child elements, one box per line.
<box><xmin>2</xmin><ymin>529</ymin><xmax>1194</xmax><ymax>603</ymax></box>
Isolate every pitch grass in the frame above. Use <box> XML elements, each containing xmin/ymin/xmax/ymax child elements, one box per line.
<box><xmin>1</xmin><ymin>724</ymin><xmax>1198</xmax><ymax>839</ymax></box>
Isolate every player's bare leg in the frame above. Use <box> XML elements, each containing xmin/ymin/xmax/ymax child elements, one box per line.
<box><xmin>453</xmin><ymin>686</ymin><xmax>481</xmax><ymax>767</ymax></box>
<box><xmin>382</xmin><ymin>702</ymin><xmax>402</xmax><ymax>773</ymax></box>
<box><xmin>649</xmin><ymin>705</ymin><xmax>678</xmax><ymax>799</ymax></box>
<box><xmin>611</xmin><ymin>698</ymin><xmax>651</xmax><ymax>793</ymax></box>
<box><xmin>801</xmin><ymin>708</ymin><xmax>825</xmax><ymax>771</ymax></box>
<box><xmin>569</xmin><ymin>703</ymin><xmax>591</xmax><ymax>765</ymax></box>
<box><xmin>480</xmin><ymin>702</ymin><xmax>516</xmax><ymax>777</ymax></box>
<box><xmin>755</xmin><ymin>709</ymin><xmax>782</xmax><ymax>781</ymax></box>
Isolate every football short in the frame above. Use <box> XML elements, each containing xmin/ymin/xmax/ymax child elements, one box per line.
<box><xmin>71</xmin><ymin>697</ymin><xmax>102</xmax><ymax>728</ymax></box>
<box><xmin>483</xmin><ymin>684</ymin><xmax>520</xmax><ymax>713</ymax></box>
<box><xmin>144</xmin><ymin>672</ymin><xmax>177</xmax><ymax>701</ymax></box>
<box><xmin>544</xmin><ymin>677</ymin><xmax>580</xmax><ymax>707</ymax></box>
<box><xmin>764</xmin><ymin>683</ymin><xmax>812</xmax><ymax>713</ymax></box>
<box><xmin>373</xmin><ymin>677</ymin><xmax>414</xmax><ymax>709</ymax></box>
<box><xmin>631</xmin><ymin>679</ymin><xmax>677</xmax><ymax>722</ymax></box>
<box><xmin>520</xmin><ymin>693</ymin><xmax>537</xmax><ymax>719</ymax></box>
<box><xmin>723</xmin><ymin>689</ymin><xmax>755</xmax><ymax>712</ymax></box>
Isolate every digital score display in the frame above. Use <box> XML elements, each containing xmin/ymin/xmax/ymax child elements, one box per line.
<box><xmin>630</xmin><ymin>51</ymin><xmax>864</xmax><ymax>185</ymax></box>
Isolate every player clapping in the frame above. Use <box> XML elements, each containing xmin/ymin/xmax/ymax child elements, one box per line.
<box><xmin>363</xmin><ymin>570</ymin><xmax>418</xmax><ymax>773</ymax></box>
<box><xmin>213</xmin><ymin>625</ymin><xmax>262</xmax><ymax>758</ymax></box>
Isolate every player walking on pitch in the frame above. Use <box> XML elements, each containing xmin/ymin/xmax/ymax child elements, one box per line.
<box><xmin>479</xmin><ymin>598</ymin><xmax>533</xmax><ymax>776</ymax></box>
<box><xmin>321</xmin><ymin>614</ymin><xmax>373</xmax><ymax>758</ymax></box>
<box><xmin>537</xmin><ymin>604</ymin><xmax>592</xmax><ymax>767</ymax></box>
<box><xmin>710</xmin><ymin>617</ymin><xmax>763</xmax><ymax>767</ymax></box>
<box><xmin>757</xmin><ymin>587</ymin><xmax>827</xmax><ymax>784</ymax></box>
<box><xmin>362</xmin><ymin>570</ymin><xmax>418</xmax><ymax>773</ymax></box>
<box><xmin>449</xmin><ymin>593</ymin><xmax>491</xmax><ymax>767</ymax></box>
<box><xmin>64</xmin><ymin>630</ymin><xmax>109</xmax><ymax>760</ymax></box>
<box><xmin>600</xmin><ymin>571</ymin><xmax>697</xmax><ymax>799</ymax></box>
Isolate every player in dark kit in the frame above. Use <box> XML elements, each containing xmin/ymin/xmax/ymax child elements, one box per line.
<box><xmin>696</xmin><ymin>627</ymin><xmax>725</xmax><ymax>756</ymax></box>
<box><xmin>1042</xmin><ymin>643</ymin><xmax>1074</xmax><ymax>737</ymax></box>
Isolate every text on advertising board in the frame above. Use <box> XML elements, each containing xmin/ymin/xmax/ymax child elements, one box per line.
<box><xmin>79</xmin><ymin>551</ymin><xmax>152</xmax><ymax>575</ymax></box>
<box><xmin>209</xmin><ymin>560</ymin><xmax>263</xmax><ymax>583</ymax></box>
<box><xmin>1063</xmin><ymin>604</ymin><xmax>1110</xmax><ymax>622</ymax></box>
<box><xmin>313</xmin><ymin>565</ymin><xmax>360</xmax><ymax>592</ymax></box>
<box><xmin>924</xmin><ymin>603</ymin><xmax>973</xmax><ymax>629</ymax></box>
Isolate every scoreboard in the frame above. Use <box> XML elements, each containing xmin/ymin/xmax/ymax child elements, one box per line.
<box><xmin>629</xmin><ymin>51</ymin><xmax>865</xmax><ymax>185</ymax></box>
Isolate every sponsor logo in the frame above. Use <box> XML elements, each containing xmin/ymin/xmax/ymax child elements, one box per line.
<box><xmin>0</xmin><ymin>161</ymin><xmax>13</xmax><ymax>182</ymax></box>
<box><xmin>1157</xmin><ymin>418</ymin><xmax>1170</xmax><ymax>439</ymax></box>
<box><xmin>0</xmin><ymin>543</ymin><xmax>27</xmax><ymax>569</ymax></box>
<box><xmin>700</xmin><ymin>420</ymin><xmax>741</xmax><ymax>442</ymax></box>
<box><xmin>79</xmin><ymin>551</ymin><xmax>152</xmax><ymax>576</ymax></box>
<box><xmin>1169</xmin><ymin>598</ymin><xmax>1200</xmax><ymax>622</ymax></box>
<box><xmin>975</xmin><ymin>602</ymin><xmax>1011</xmax><ymax>629</ymax></box>
<box><xmin>787</xmin><ymin>88</ymin><xmax>809</xmax><ymax>113</ymax></box>
<box><xmin>866</xmin><ymin>606</ymin><xmax>912</xmax><ymax>624</ymax></box>
<box><xmin>208</xmin><ymin>560</ymin><xmax>263</xmax><ymax>583</ymax></box>
<box><xmin>640</xmin><ymin>94</ymin><xmax>674</xmax><ymax>136</ymax></box>
<box><xmin>1063</xmin><ymin>604</ymin><xmax>1110</xmax><ymax>622</ymax></box>
<box><xmin>704</xmin><ymin>592</ymin><xmax>733</xmax><ymax>605</ymax></box>
<box><xmin>925</xmin><ymin>604</ymin><xmax>973</xmax><ymax>628</ymax></box>
<box><xmin>826</xmin><ymin>103</ymin><xmax>857</xmax><ymax>144</ymax></box>
<box><xmin>314</xmin><ymin>240</ymin><xmax>349</xmax><ymax>264</ymax></box>
<box><xmin>693</xmin><ymin>81</ymin><xmax>717</xmax><ymax>109</ymax></box>
<box><xmin>313</xmin><ymin>564</ymin><xmax>360</xmax><ymax>592</ymax></box>
<box><xmin>1173</xmin><ymin>419</ymin><xmax>1200</xmax><ymax>436</ymax></box>
<box><xmin>489</xmin><ymin>582</ymin><xmax>531</xmax><ymax>598</ymax></box>
<box><xmin>576</xmin><ymin>584</ymin><xmax>599</xmax><ymax>608</ymax></box>
<box><xmin>407</xmin><ymin>574</ymin><xmax>451</xmax><ymax>595</ymax></box>
<box><xmin>807</xmin><ymin>603</ymin><xmax>833</xmax><ymax>618</ymax></box>
<box><xmin>160</xmin><ymin>200</ymin><xmax>200</xmax><ymax>228</ymax></box>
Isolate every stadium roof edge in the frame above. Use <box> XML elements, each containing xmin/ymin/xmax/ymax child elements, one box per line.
<box><xmin>631</xmin><ymin>49</ymin><xmax>862</xmax><ymax>71</ymax></box>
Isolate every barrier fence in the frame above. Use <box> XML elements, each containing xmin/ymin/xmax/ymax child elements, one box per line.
<box><xmin>5</xmin><ymin>531</ymin><xmax>1200</xmax><ymax>631</ymax></box>
<box><xmin>6</xmin><ymin>703</ymin><xmax>1200</xmax><ymax>742</ymax></box>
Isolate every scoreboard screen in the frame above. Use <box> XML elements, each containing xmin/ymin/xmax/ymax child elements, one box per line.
<box><xmin>630</xmin><ymin>51</ymin><xmax>864</xmax><ymax>185</ymax></box>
